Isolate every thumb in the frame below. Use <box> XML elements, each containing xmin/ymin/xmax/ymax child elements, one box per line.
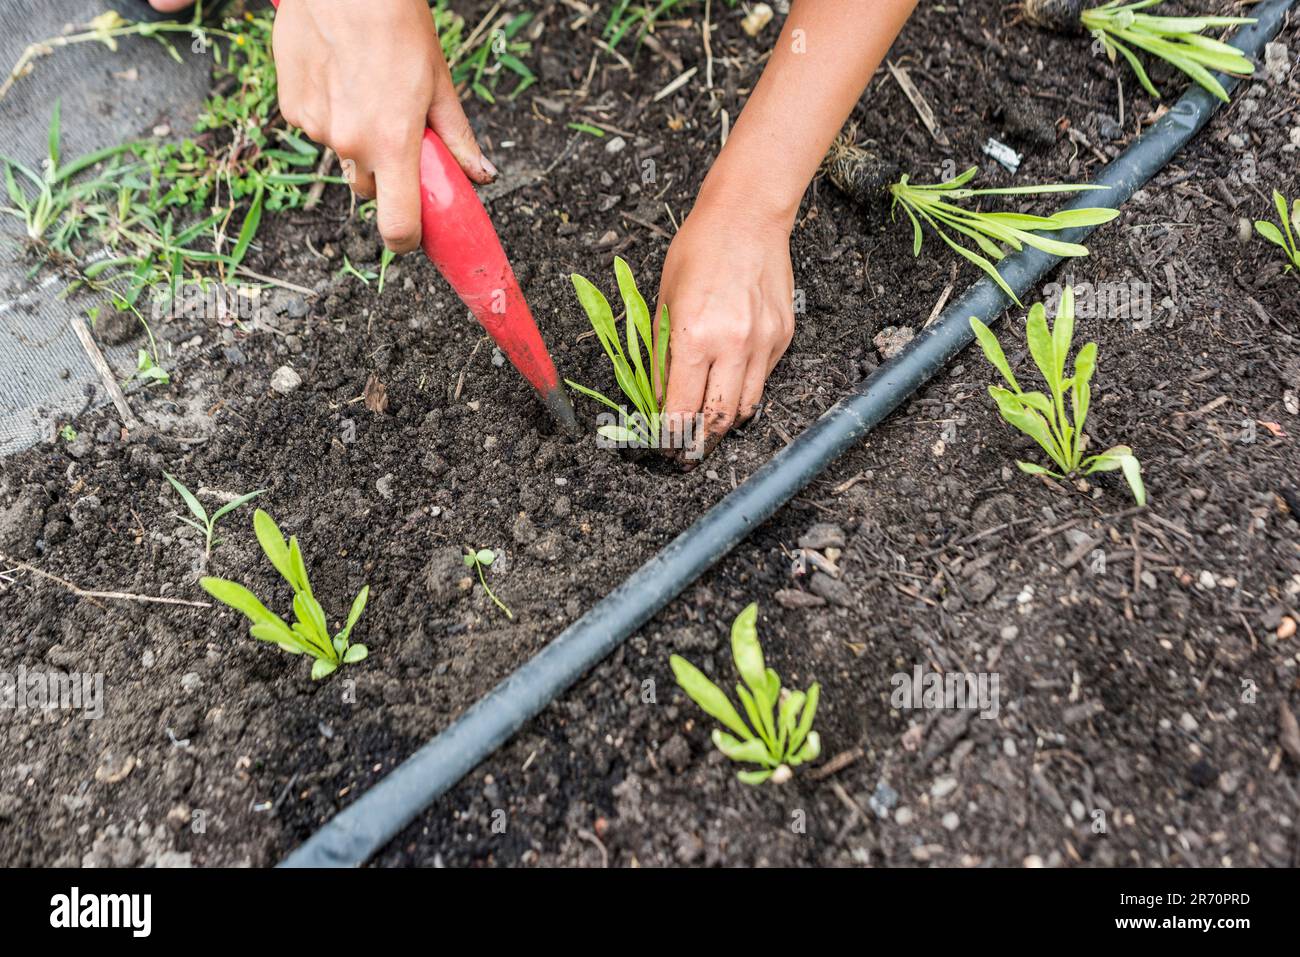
<box><xmin>427</xmin><ymin>90</ymin><xmax>497</xmax><ymax>185</ymax></box>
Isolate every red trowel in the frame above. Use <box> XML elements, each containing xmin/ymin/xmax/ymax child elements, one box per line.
<box><xmin>268</xmin><ymin>0</ymin><xmax>575</xmax><ymax>432</ymax></box>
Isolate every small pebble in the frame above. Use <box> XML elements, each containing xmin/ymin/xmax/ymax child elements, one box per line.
<box><xmin>270</xmin><ymin>366</ymin><xmax>302</xmax><ymax>395</ymax></box>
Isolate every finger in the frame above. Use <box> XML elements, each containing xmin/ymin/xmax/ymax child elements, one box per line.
<box><xmin>427</xmin><ymin>53</ymin><xmax>497</xmax><ymax>184</ymax></box>
<box><xmin>736</xmin><ymin>357</ymin><xmax>768</xmax><ymax>425</ymax></box>
<box><xmin>149</xmin><ymin>0</ymin><xmax>194</xmax><ymax>11</ymax></box>
<box><xmin>662</xmin><ymin>337</ymin><xmax>709</xmax><ymax>459</ymax></box>
<box><xmin>373</xmin><ymin>135</ymin><xmax>425</xmax><ymax>253</ymax></box>
<box><xmin>342</xmin><ymin>159</ymin><xmax>376</xmax><ymax>201</ymax></box>
<box><xmin>690</xmin><ymin>356</ymin><xmax>746</xmax><ymax>463</ymax></box>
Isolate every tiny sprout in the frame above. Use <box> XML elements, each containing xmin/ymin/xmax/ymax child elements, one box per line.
<box><xmin>164</xmin><ymin>472</ymin><xmax>264</xmax><ymax>558</ymax></box>
<box><xmin>464</xmin><ymin>546</ymin><xmax>513</xmax><ymax>619</ymax></box>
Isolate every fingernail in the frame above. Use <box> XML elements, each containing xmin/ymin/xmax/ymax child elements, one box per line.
<box><xmin>480</xmin><ymin>156</ymin><xmax>499</xmax><ymax>181</ymax></box>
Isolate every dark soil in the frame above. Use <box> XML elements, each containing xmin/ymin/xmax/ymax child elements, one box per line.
<box><xmin>1</xmin><ymin>1</ymin><xmax>1298</xmax><ymax>868</ymax></box>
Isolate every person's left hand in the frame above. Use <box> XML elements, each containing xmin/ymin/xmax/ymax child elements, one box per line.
<box><xmin>655</xmin><ymin>200</ymin><xmax>795</xmax><ymax>464</ymax></box>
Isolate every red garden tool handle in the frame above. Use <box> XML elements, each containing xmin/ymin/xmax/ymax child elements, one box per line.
<box><xmin>266</xmin><ymin>0</ymin><xmax>575</xmax><ymax>430</ymax></box>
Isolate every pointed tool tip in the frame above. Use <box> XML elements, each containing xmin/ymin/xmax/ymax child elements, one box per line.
<box><xmin>543</xmin><ymin>386</ymin><xmax>579</xmax><ymax>435</ymax></box>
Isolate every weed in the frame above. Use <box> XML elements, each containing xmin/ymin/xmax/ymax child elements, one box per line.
<box><xmin>201</xmin><ymin>509</ymin><xmax>369</xmax><ymax>680</ymax></box>
<box><xmin>566</xmin><ymin>256</ymin><xmax>669</xmax><ymax>448</ymax></box>
<box><xmin>969</xmin><ymin>285</ymin><xmax>1146</xmax><ymax>505</ymax></box>
<box><xmin>671</xmin><ymin>603</ymin><xmax>821</xmax><ymax>784</ymax></box>
<box><xmin>1254</xmin><ymin>189</ymin><xmax>1299</xmax><ymax>274</ymax></box>
<box><xmin>890</xmin><ymin>167</ymin><xmax>1118</xmax><ymax>305</ymax></box>
<box><xmin>164</xmin><ymin>472</ymin><xmax>264</xmax><ymax>558</ymax></box>
<box><xmin>436</xmin><ymin>2</ymin><xmax>537</xmax><ymax>102</ymax></box>
<box><xmin>463</xmin><ymin>547</ymin><xmax>513</xmax><ymax>619</ymax></box>
<box><xmin>0</xmin><ymin>8</ymin><xmax>344</xmax><ymax>348</ymax></box>
<box><xmin>601</xmin><ymin>0</ymin><xmax>736</xmax><ymax>53</ymax></box>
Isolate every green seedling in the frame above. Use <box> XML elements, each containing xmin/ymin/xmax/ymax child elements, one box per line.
<box><xmin>566</xmin><ymin>256</ymin><xmax>670</xmax><ymax>448</ymax></box>
<box><xmin>336</xmin><ymin>254</ymin><xmax>378</xmax><ymax>286</ymax></box>
<box><xmin>1024</xmin><ymin>0</ymin><xmax>1255</xmax><ymax>103</ymax></box>
<box><xmin>463</xmin><ymin>547</ymin><xmax>513</xmax><ymax>619</ymax></box>
<box><xmin>130</xmin><ymin>348</ymin><xmax>170</xmax><ymax>387</ymax></box>
<box><xmin>201</xmin><ymin>509</ymin><xmax>370</xmax><ymax>680</ymax></box>
<box><xmin>1254</xmin><ymin>189</ymin><xmax>1299</xmax><ymax>274</ymax></box>
<box><xmin>59</xmin><ymin>425</ymin><xmax>77</xmax><ymax>442</ymax></box>
<box><xmin>670</xmin><ymin>603</ymin><xmax>821</xmax><ymax>785</ymax></box>
<box><xmin>377</xmin><ymin>248</ymin><xmax>397</xmax><ymax>293</ymax></box>
<box><xmin>969</xmin><ymin>285</ymin><xmax>1146</xmax><ymax>505</ymax></box>
<box><xmin>890</xmin><ymin>167</ymin><xmax>1119</xmax><ymax>306</ymax></box>
<box><xmin>164</xmin><ymin>472</ymin><xmax>264</xmax><ymax>558</ymax></box>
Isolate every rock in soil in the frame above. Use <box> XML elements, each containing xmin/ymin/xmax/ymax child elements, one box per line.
<box><xmin>774</xmin><ymin>588</ymin><xmax>826</xmax><ymax>609</ymax></box>
<box><xmin>270</xmin><ymin>366</ymin><xmax>303</xmax><ymax>394</ymax></box>
<box><xmin>873</xmin><ymin>326</ymin><xmax>914</xmax><ymax>360</ymax></box>
<box><xmin>92</xmin><ymin>306</ymin><xmax>140</xmax><ymax>345</ymax></box>
<box><xmin>809</xmin><ymin>572</ymin><xmax>855</xmax><ymax>608</ymax></box>
<box><xmin>0</xmin><ymin>485</ymin><xmax>46</xmax><ymax>558</ymax></box>
<box><xmin>797</xmin><ymin>522</ymin><xmax>846</xmax><ymax>551</ymax></box>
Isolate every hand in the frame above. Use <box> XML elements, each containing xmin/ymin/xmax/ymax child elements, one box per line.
<box><xmin>657</xmin><ymin>198</ymin><xmax>795</xmax><ymax>464</ymax></box>
<box><xmin>147</xmin><ymin>0</ymin><xmax>196</xmax><ymax>11</ymax></box>
<box><xmin>271</xmin><ymin>0</ymin><xmax>497</xmax><ymax>253</ymax></box>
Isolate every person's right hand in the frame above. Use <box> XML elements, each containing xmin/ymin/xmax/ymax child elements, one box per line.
<box><xmin>271</xmin><ymin>0</ymin><xmax>497</xmax><ymax>253</ymax></box>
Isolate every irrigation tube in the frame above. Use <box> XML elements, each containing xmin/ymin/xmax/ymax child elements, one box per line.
<box><xmin>281</xmin><ymin>0</ymin><xmax>1293</xmax><ymax>867</ymax></box>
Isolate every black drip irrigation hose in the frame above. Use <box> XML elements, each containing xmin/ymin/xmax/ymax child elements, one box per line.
<box><xmin>281</xmin><ymin>0</ymin><xmax>1294</xmax><ymax>867</ymax></box>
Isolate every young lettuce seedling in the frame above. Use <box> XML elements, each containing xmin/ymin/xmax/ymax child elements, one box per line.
<box><xmin>670</xmin><ymin>603</ymin><xmax>821</xmax><ymax>785</ymax></box>
<box><xmin>565</xmin><ymin>256</ymin><xmax>670</xmax><ymax>449</ymax></box>
<box><xmin>200</xmin><ymin>509</ymin><xmax>369</xmax><ymax>680</ymax></box>
<box><xmin>969</xmin><ymin>285</ymin><xmax>1146</xmax><ymax>505</ymax></box>
<box><xmin>164</xmin><ymin>472</ymin><xmax>264</xmax><ymax>559</ymax></box>
<box><xmin>463</xmin><ymin>546</ymin><xmax>513</xmax><ymax>620</ymax></box>
<box><xmin>890</xmin><ymin>167</ymin><xmax>1118</xmax><ymax>305</ymax></box>
<box><xmin>1254</xmin><ymin>190</ymin><xmax>1299</xmax><ymax>274</ymax></box>
<box><xmin>1024</xmin><ymin>0</ymin><xmax>1255</xmax><ymax>103</ymax></box>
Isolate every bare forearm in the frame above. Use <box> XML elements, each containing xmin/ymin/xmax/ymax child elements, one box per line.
<box><xmin>699</xmin><ymin>0</ymin><xmax>917</xmax><ymax>229</ymax></box>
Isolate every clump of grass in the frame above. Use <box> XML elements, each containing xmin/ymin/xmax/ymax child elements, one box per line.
<box><xmin>1023</xmin><ymin>0</ymin><xmax>1255</xmax><ymax>103</ymax></box>
<box><xmin>436</xmin><ymin>1</ymin><xmax>537</xmax><ymax>102</ymax></box>
<box><xmin>201</xmin><ymin>509</ymin><xmax>370</xmax><ymax>680</ymax></box>
<box><xmin>600</xmin><ymin>0</ymin><xmax>741</xmax><ymax>53</ymax></box>
<box><xmin>1254</xmin><ymin>189</ymin><xmax>1299</xmax><ymax>275</ymax></box>
<box><xmin>889</xmin><ymin>166</ymin><xmax>1119</xmax><ymax>305</ymax></box>
<box><xmin>969</xmin><ymin>285</ymin><xmax>1146</xmax><ymax>505</ymax></box>
<box><xmin>1</xmin><ymin>7</ymin><xmax>344</xmax><ymax>339</ymax></box>
<box><xmin>670</xmin><ymin>603</ymin><xmax>821</xmax><ymax>785</ymax></box>
<box><xmin>565</xmin><ymin>256</ymin><xmax>669</xmax><ymax>449</ymax></box>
